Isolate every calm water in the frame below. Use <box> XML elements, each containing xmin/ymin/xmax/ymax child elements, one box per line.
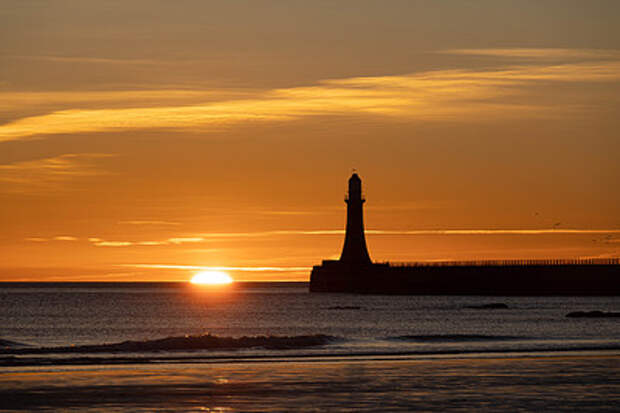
<box><xmin>1</xmin><ymin>282</ymin><xmax>619</xmax><ymax>411</ymax></box>
<box><xmin>1</xmin><ymin>282</ymin><xmax>619</xmax><ymax>353</ymax></box>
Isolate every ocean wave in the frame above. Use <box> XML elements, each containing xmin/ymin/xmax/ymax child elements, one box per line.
<box><xmin>464</xmin><ymin>303</ymin><xmax>509</xmax><ymax>309</ymax></box>
<box><xmin>0</xmin><ymin>334</ymin><xmax>338</xmax><ymax>355</ymax></box>
<box><xmin>0</xmin><ymin>338</ymin><xmax>28</xmax><ymax>348</ymax></box>
<box><xmin>2</xmin><ymin>345</ymin><xmax>620</xmax><ymax>368</ymax></box>
<box><xmin>386</xmin><ymin>334</ymin><xmax>523</xmax><ymax>342</ymax></box>
<box><xmin>566</xmin><ymin>310</ymin><xmax>620</xmax><ymax>318</ymax></box>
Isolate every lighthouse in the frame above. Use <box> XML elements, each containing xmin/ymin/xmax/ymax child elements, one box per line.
<box><xmin>310</xmin><ymin>173</ymin><xmax>620</xmax><ymax>294</ymax></box>
<box><xmin>339</xmin><ymin>173</ymin><xmax>372</xmax><ymax>265</ymax></box>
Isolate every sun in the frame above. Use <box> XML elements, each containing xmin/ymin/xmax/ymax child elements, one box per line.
<box><xmin>190</xmin><ymin>270</ymin><xmax>234</xmax><ymax>285</ymax></box>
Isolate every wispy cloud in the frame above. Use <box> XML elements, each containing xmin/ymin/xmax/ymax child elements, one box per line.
<box><xmin>197</xmin><ymin>230</ymin><xmax>343</xmax><ymax>239</ymax></box>
<box><xmin>0</xmin><ymin>104</ymin><xmax>290</xmax><ymax>142</ymax></box>
<box><xmin>5</xmin><ymin>55</ymin><xmax>165</xmax><ymax>66</ymax></box>
<box><xmin>442</xmin><ymin>48</ymin><xmax>620</xmax><ymax>60</ymax></box>
<box><xmin>93</xmin><ymin>241</ymin><xmax>133</xmax><ymax>247</ymax></box>
<box><xmin>1</xmin><ymin>48</ymin><xmax>618</xmax><ymax>142</ymax></box>
<box><xmin>25</xmin><ymin>235</ymin><xmax>79</xmax><ymax>242</ymax></box>
<box><xmin>120</xmin><ymin>264</ymin><xmax>311</xmax><ymax>272</ymax></box>
<box><xmin>579</xmin><ymin>251</ymin><xmax>620</xmax><ymax>259</ymax></box>
<box><xmin>365</xmin><ymin>229</ymin><xmax>620</xmax><ymax>235</ymax></box>
<box><xmin>0</xmin><ymin>89</ymin><xmax>252</xmax><ymax>112</ymax></box>
<box><xmin>0</xmin><ymin>153</ymin><xmax>114</xmax><ymax>193</ymax></box>
<box><xmin>136</xmin><ymin>241</ymin><xmax>169</xmax><ymax>246</ymax></box>
<box><xmin>118</xmin><ymin>220</ymin><xmax>180</xmax><ymax>226</ymax></box>
<box><xmin>252</xmin><ymin>210</ymin><xmax>328</xmax><ymax>216</ymax></box>
<box><xmin>167</xmin><ymin>237</ymin><xmax>204</xmax><ymax>244</ymax></box>
<box><xmin>87</xmin><ymin>228</ymin><xmax>620</xmax><ymax>247</ymax></box>
<box><xmin>90</xmin><ymin>236</ymin><xmax>205</xmax><ymax>247</ymax></box>
<box><xmin>197</xmin><ymin>228</ymin><xmax>620</xmax><ymax>238</ymax></box>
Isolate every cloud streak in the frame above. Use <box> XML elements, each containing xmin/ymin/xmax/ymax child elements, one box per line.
<box><xmin>83</xmin><ymin>228</ymin><xmax>620</xmax><ymax>247</ymax></box>
<box><xmin>53</xmin><ymin>236</ymin><xmax>78</xmax><ymax>241</ymax></box>
<box><xmin>120</xmin><ymin>264</ymin><xmax>311</xmax><ymax>272</ymax></box>
<box><xmin>0</xmin><ymin>89</ymin><xmax>253</xmax><ymax>113</ymax></box>
<box><xmin>118</xmin><ymin>220</ymin><xmax>180</xmax><ymax>226</ymax></box>
<box><xmin>0</xmin><ymin>153</ymin><xmax>114</xmax><ymax>193</ymax></box>
<box><xmin>198</xmin><ymin>228</ymin><xmax>620</xmax><ymax>238</ymax></box>
<box><xmin>94</xmin><ymin>241</ymin><xmax>133</xmax><ymax>247</ymax></box>
<box><xmin>443</xmin><ymin>48</ymin><xmax>620</xmax><ymax>60</ymax></box>
<box><xmin>366</xmin><ymin>229</ymin><xmax>620</xmax><ymax>235</ymax></box>
<box><xmin>2</xmin><ymin>49</ymin><xmax>619</xmax><ymax>142</ymax></box>
<box><xmin>25</xmin><ymin>236</ymin><xmax>79</xmax><ymax>242</ymax></box>
<box><xmin>5</xmin><ymin>55</ymin><xmax>165</xmax><ymax>66</ymax></box>
<box><xmin>90</xmin><ymin>236</ymin><xmax>205</xmax><ymax>247</ymax></box>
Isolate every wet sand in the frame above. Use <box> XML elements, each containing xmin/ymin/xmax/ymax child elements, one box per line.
<box><xmin>1</xmin><ymin>352</ymin><xmax>619</xmax><ymax>412</ymax></box>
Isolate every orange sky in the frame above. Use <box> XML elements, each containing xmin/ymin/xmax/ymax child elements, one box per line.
<box><xmin>1</xmin><ymin>1</ymin><xmax>619</xmax><ymax>281</ymax></box>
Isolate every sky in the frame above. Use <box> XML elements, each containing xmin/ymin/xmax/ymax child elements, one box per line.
<box><xmin>1</xmin><ymin>0</ymin><xmax>619</xmax><ymax>281</ymax></box>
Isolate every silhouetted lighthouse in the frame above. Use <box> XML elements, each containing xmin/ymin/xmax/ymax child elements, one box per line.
<box><xmin>340</xmin><ymin>173</ymin><xmax>372</xmax><ymax>265</ymax></box>
<box><xmin>310</xmin><ymin>173</ymin><xmax>620</xmax><ymax>294</ymax></box>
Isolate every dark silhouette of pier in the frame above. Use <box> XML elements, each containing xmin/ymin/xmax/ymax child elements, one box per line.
<box><xmin>309</xmin><ymin>174</ymin><xmax>620</xmax><ymax>295</ymax></box>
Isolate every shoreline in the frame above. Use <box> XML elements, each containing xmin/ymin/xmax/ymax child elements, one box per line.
<box><xmin>2</xmin><ymin>352</ymin><xmax>618</xmax><ymax>412</ymax></box>
<box><xmin>3</xmin><ymin>347</ymin><xmax>619</xmax><ymax>368</ymax></box>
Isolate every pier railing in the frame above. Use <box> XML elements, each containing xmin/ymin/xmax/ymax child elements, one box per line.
<box><xmin>384</xmin><ymin>258</ymin><xmax>620</xmax><ymax>267</ymax></box>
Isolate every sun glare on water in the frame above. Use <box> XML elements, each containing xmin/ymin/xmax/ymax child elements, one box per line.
<box><xmin>190</xmin><ymin>270</ymin><xmax>234</xmax><ymax>285</ymax></box>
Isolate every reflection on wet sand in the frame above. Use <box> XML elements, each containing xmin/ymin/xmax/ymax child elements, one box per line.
<box><xmin>1</xmin><ymin>354</ymin><xmax>618</xmax><ymax>412</ymax></box>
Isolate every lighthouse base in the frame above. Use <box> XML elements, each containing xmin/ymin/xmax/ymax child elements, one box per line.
<box><xmin>309</xmin><ymin>260</ymin><xmax>389</xmax><ymax>293</ymax></box>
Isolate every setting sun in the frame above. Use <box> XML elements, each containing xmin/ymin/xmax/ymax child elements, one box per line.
<box><xmin>190</xmin><ymin>270</ymin><xmax>234</xmax><ymax>285</ymax></box>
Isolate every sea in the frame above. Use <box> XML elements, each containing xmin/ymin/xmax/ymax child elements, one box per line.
<box><xmin>1</xmin><ymin>282</ymin><xmax>619</xmax><ymax>412</ymax></box>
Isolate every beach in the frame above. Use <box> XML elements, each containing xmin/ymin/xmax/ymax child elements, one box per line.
<box><xmin>2</xmin><ymin>353</ymin><xmax>619</xmax><ymax>411</ymax></box>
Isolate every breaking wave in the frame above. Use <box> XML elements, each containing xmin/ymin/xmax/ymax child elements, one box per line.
<box><xmin>0</xmin><ymin>334</ymin><xmax>338</xmax><ymax>355</ymax></box>
<box><xmin>0</xmin><ymin>338</ymin><xmax>28</xmax><ymax>348</ymax></box>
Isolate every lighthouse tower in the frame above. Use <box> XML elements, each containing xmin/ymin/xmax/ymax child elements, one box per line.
<box><xmin>340</xmin><ymin>173</ymin><xmax>372</xmax><ymax>265</ymax></box>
